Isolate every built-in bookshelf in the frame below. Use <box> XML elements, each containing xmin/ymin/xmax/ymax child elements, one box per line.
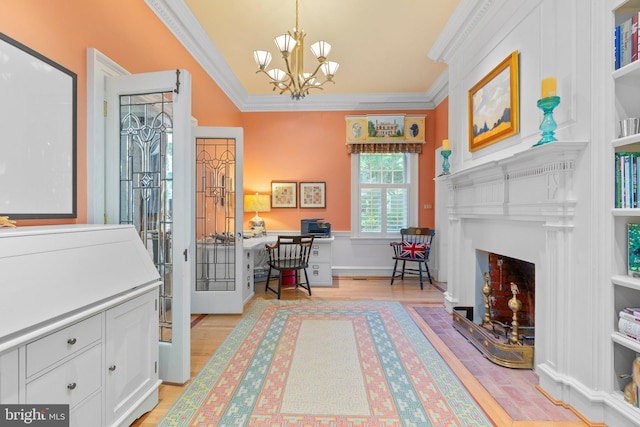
<box><xmin>611</xmin><ymin>0</ymin><xmax>640</xmax><ymax>420</ymax></box>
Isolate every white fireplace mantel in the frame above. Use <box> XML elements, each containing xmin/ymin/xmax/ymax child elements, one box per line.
<box><xmin>443</xmin><ymin>141</ymin><xmax>588</xmax><ymax>223</ymax></box>
<box><xmin>439</xmin><ymin>140</ymin><xmax>590</xmax><ymax>413</ymax></box>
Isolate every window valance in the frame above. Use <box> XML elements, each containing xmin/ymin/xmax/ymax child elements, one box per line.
<box><xmin>345</xmin><ymin>114</ymin><xmax>425</xmax><ymax>154</ymax></box>
<box><xmin>346</xmin><ymin>142</ymin><xmax>424</xmax><ymax>154</ymax></box>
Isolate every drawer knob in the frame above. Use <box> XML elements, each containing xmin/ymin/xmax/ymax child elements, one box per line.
<box><xmin>67</xmin><ymin>338</ymin><xmax>77</xmax><ymax>345</ymax></box>
<box><xmin>109</xmin><ymin>365</ymin><xmax>117</xmax><ymax>372</ymax></box>
<box><xmin>67</xmin><ymin>382</ymin><xmax>77</xmax><ymax>390</ymax></box>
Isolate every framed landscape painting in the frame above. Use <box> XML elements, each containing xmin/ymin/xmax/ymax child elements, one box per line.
<box><xmin>271</xmin><ymin>181</ymin><xmax>297</xmax><ymax>208</ymax></box>
<box><xmin>300</xmin><ymin>182</ymin><xmax>326</xmax><ymax>208</ymax></box>
<box><xmin>468</xmin><ymin>51</ymin><xmax>519</xmax><ymax>152</ymax></box>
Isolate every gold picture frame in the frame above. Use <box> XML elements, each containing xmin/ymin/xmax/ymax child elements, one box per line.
<box><xmin>468</xmin><ymin>51</ymin><xmax>519</xmax><ymax>152</ymax></box>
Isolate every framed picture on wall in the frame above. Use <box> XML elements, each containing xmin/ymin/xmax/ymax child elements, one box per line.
<box><xmin>0</xmin><ymin>32</ymin><xmax>77</xmax><ymax>218</ymax></box>
<box><xmin>299</xmin><ymin>182</ymin><xmax>326</xmax><ymax>208</ymax></box>
<box><xmin>271</xmin><ymin>181</ymin><xmax>297</xmax><ymax>208</ymax></box>
<box><xmin>468</xmin><ymin>50</ymin><xmax>519</xmax><ymax>152</ymax></box>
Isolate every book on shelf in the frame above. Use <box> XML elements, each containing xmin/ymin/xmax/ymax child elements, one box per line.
<box><xmin>620</xmin><ymin>310</ymin><xmax>640</xmax><ymax>322</ymax></box>
<box><xmin>629</xmin><ymin>224</ymin><xmax>640</xmax><ymax>277</ymax></box>
<box><xmin>616</xmin><ymin>24</ymin><xmax>621</xmax><ymax>69</ymax></box>
<box><xmin>633</xmin><ymin>14</ymin><xmax>639</xmax><ymax>63</ymax></box>
<box><xmin>622</xmin><ymin>18</ymin><xmax>632</xmax><ymax>68</ymax></box>
<box><xmin>614</xmin><ymin>153</ymin><xmax>640</xmax><ymax>208</ymax></box>
<box><xmin>619</xmin><ymin>316</ymin><xmax>640</xmax><ymax>340</ymax></box>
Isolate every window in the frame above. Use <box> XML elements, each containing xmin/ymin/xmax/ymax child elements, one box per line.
<box><xmin>351</xmin><ymin>153</ymin><xmax>418</xmax><ymax>237</ymax></box>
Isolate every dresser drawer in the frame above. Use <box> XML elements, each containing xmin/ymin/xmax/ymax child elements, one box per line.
<box><xmin>27</xmin><ymin>314</ymin><xmax>102</xmax><ymax>377</ymax></box>
<box><xmin>310</xmin><ymin>242</ymin><xmax>331</xmax><ymax>262</ymax></box>
<box><xmin>70</xmin><ymin>391</ymin><xmax>101</xmax><ymax>427</ymax></box>
<box><xmin>26</xmin><ymin>344</ymin><xmax>102</xmax><ymax>408</ymax></box>
<box><xmin>309</xmin><ymin>262</ymin><xmax>332</xmax><ymax>285</ymax></box>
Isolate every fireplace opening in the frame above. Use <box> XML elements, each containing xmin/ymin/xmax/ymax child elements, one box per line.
<box><xmin>484</xmin><ymin>253</ymin><xmax>535</xmax><ymax>342</ymax></box>
<box><xmin>452</xmin><ymin>251</ymin><xmax>536</xmax><ymax>369</ymax></box>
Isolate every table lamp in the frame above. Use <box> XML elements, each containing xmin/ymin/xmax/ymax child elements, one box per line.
<box><xmin>244</xmin><ymin>193</ymin><xmax>271</xmax><ymax>237</ymax></box>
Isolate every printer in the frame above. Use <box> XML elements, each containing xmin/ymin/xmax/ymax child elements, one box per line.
<box><xmin>301</xmin><ymin>218</ymin><xmax>331</xmax><ymax>238</ymax></box>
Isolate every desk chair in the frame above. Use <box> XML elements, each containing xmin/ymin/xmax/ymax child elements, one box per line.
<box><xmin>265</xmin><ymin>235</ymin><xmax>314</xmax><ymax>299</ymax></box>
<box><xmin>390</xmin><ymin>227</ymin><xmax>435</xmax><ymax>290</ymax></box>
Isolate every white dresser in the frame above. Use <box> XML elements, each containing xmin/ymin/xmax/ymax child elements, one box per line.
<box><xmin>307</xmin><ymin>237</ymin><xmax>334</xmax><ymax>286</ymax></box>
<box><xmin>0</xmin><ymin>225</ymin><xmax>161</xmax><ymax>427</ymax></box>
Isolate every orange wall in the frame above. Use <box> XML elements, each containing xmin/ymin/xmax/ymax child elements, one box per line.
<box><xmin>1</xmin><ymin>0</ymin><xmax>241</xmax><ymax>226</ymax></box>
<box><xmin>1</xmin><ymin>1</ymin><xmax>446</xmax><ymax>231</ymax></box>
<box><xmin>434</xmin><ymin>97</ymin><xmax>449</xmax><ymax>149</ymax></box>
<box><xmin>242</xmin><ymin>111</ymin><xmax>437</xmax><ymax>231</ymax></box>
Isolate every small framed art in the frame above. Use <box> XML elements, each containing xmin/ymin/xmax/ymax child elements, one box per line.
<box><xmin>271</xmin><ymin>181</ymin><xmax>297</xmax><ymax>208</ymax></box>
<box><xmin>299</xmin><ymin>182</ymin><xmax>326</xmax><ymax>208</ymax></box>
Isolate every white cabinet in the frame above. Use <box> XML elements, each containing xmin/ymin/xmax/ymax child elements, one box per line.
<box><xmin>308</xmin><ymin>238</ymin><xmax>333</xmax><ymax>286</ymax></box>
<box><xmin>0</xmin><ymin>225</ymin><xmax>161</xmax><ymax>427</ymax></box>
<box><xmin>105</xmin><ymin>290</ymin><xmax>158</xmax><ymax>426</ymax></box>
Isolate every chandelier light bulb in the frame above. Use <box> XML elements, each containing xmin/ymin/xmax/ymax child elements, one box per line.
<box><xmin>253</xmin><ymin>50</ymin><xmax>272</xmax><ymax>69</ymax></box>
<box><xmin>321</xmin><ymin>61</ymin><xmax>339</xmax><ymax>78</ymax></box>
<box><xmin>267</xmin><ymin>68</ymin><xmax>287</xmax><ymax>82</ymax></box>
<box><xmin>310</xmin><ymin>40</ymin><xmax>331</xmax><ymax>61</ymax></box>
<box><xmin>274</xmin><ymin>34</ymin><xmax>296</xmax><ymax>55</ymax></box>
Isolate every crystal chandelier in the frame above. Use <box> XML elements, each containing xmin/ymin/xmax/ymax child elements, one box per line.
<box><xmin>252</xmin><ymin>0</ymin><xmax>339</xmax><ymax>100</ymax></box>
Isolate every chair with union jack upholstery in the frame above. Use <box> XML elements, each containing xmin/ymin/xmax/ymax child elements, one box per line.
<box><xmin>390</xmin><ymin>227</ymin><xmax>435</xmax><ymax>290</ymax></box>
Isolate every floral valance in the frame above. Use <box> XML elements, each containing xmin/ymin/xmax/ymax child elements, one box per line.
<box><xmin>346</xmin><ymin>142</ymin><xmax>424</xmax><ymax>154</ymax></box>
<box><xmin>345</xmin><ymin>114</ymin><xmax>425</xmax><ymax>154</ymax></box>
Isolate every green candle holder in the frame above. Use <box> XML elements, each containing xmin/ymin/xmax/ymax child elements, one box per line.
<box><xmin>439</xmin><ymin>149</ymin><xmax>451</xmax><ymax>176</ymax></box>
<box><xmin>533</xmin><ymin>96</ymin><xmax>560</xmax><ymax>147</ymax></box>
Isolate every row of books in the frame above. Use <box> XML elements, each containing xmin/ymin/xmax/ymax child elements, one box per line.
<box><xmin>615</xmin><ymin>13</ymin><xmax>640</xmax><ymax>70</ymax></box>
<box><xmin>619</xmin><ymin>308</ymin><xmax>640</xmax><ymax>341</ymax></box>
<box><xmin>615</xmin><ymin>153</ymin><xmax>640</xmax><ymax>208</ymax></box>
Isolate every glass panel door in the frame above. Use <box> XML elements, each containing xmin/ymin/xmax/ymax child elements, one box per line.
<box><xmin>106</xmin><ymin>70</ymin><xmax>193</xmax><ymax>384</ymax></box>
<box><xmin>119</xmin><ymin>92</ymin><xmax>174</xmax><ymax>342</ymax></box>
<box><xmin>191</xmin><ymin>127</ymin><xmax>243</xmax><ymax>314</ymax></box>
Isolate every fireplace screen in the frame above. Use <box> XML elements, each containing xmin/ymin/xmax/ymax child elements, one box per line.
<box><xmin>452</xmin><ymin>251</ymin><xmax>535</xmax><ymax>369</ymax></box>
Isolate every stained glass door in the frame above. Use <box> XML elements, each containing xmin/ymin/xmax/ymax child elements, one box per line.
<box><xmin>191</xmin><ymin>127</ymin><xmax>243</xmax><ymax>314</ymax></box>
<box><xmin>105</xmin><ymin>70</ymin><xmax>193</xmax><ymax>385</ymax></box>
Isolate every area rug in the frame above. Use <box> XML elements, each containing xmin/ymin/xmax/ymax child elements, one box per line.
<box><xmin>159</xmin><ymin>300</ymin><xmax>493</xmax><ymax>426</ymax></box>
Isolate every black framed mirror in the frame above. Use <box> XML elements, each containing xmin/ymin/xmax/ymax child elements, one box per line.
<box><xmin>0</xmin><ymin>32</ymin><xmax>77</xmax><ymax>219</ymax></box>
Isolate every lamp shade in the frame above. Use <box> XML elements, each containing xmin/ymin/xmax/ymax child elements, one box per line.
<box><xmin>244</xmin><ymin>194</ymin><xmax>271</xmax><ymax>213</ymax></box>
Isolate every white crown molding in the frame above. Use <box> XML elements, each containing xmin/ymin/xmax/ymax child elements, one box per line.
<box><xmin>145</xmin><ymin>0</ymin><xmax>248</xmax><ymax>107</ymax></box>
<box><xmin>428</xmin><ymin>0</ymin><xmax>497</xmax><ymax>64</ymax></box>
<box><xmin>146</xmin><ymin>0</ymin><xmax>445</xmax><ymax>112</ymax></box>
<box><xmin>241</xmin><ymin>92</ymin><xmax>435</xmax><ymax>112</ymax></box>
<box><xmin>425</xmin><ymin>70</ymin><xmax>449</xmax><ymax>108</ymax></box>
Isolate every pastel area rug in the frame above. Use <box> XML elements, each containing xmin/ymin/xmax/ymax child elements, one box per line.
<box><xmin>159</xmin><ymin>300</ymin><xmax>493</xmax><ymax>426</ymax></box>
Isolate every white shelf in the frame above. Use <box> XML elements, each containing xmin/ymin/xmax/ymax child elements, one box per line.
<box><xmin>612</xmin><ymin>274</ymin><xmax>640</xmax><ymax>290</ymax></box>
<box><xmin>612</xmin><ymin>208</ymin><xmax>640</xmax><ymax>216</ymax></box>
<box><xmin>613</xmin><ymin>133</ymin><xmax>640</xmax><ymax>149</ymax></box>
<box><xmin>613</xmin><ymin>56</ymin><xmax>640</xmax><ymax>80</ymax></box>
<box><xmin>612</xmin><ymin>331</ymin><xmax>640</xmax><ymax>352</ymax></box>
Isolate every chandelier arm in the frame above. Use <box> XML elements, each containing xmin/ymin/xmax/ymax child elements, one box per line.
<box><xmin>280</xmin><ymin>55</ymin><xmax>298</xmax><ymax>91</ymax></box>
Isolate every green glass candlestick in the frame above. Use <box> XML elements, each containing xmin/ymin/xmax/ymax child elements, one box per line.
<box><xmin>533</xmin><ymin>96</ymin><xmax>560</xmax><ymax>147</ymax></box>
<box><xmin>439</xmin><ymin>149</ymin><xmax>451</xmax><ymax>176</ymax></box>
